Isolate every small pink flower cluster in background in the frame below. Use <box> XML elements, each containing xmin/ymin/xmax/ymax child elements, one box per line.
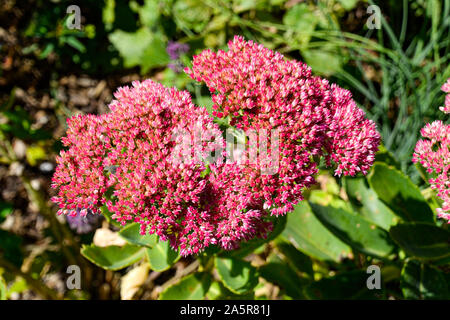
<box><xmin>413</xmin><ymin>78</ymin><xmax>450</xmax><ymax>223</ymax></box>
<box><xmin>440</xmin><ymin>79</ymin><xmax>450</xmax><ymax>114</ymax></box>
<box><xmin>52</xmin><ymin>36</ymin><xmax>381</xmax><ymax>255</ymax></box>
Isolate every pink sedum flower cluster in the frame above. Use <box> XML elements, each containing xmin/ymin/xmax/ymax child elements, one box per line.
<box><xmin>413</xmin><ymin>78</ymin><xmax>450</xmax><ymax>222</ymax></box>
<box><xmin>52</xmin><ymin>36</ymin><xmax>381</xmax><ymax>255</ymax></box>
<box><xmin>186</xmin><ymin>36</ymin><xmax>380</xmax><ymax>215</ymax></box>
<box><xmin>440</xmin><ymin>79</ymin><xmax>450</xmax><ymax>114</ymax></box>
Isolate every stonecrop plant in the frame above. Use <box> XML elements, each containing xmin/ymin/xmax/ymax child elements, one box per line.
<box><xmin>51</xmin><ymin>36</ymin><xmax>381</xmax><ymax>256</ymax></box>
<box><xmin>413</xmin><ymin>79</ymin><xmax>450</xmax><ymax>222</ymax></box>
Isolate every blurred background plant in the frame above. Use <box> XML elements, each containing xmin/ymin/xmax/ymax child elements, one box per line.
<box><xmin>0</xmin><ymin>0</ymin><xmax>448</xmax><ymax>300</ymax></box>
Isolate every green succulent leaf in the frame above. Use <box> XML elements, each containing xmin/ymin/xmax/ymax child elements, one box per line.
<box><xmin>401</xmin><ymin>259</ymin><xmax>449</xmax><ymax>299</ymax></box>
<box><xmin>389</xmin><ymin>222</ymin><xmax>450</xmax><ymax>263</ymax></box>
<box><xmin>159</xmin><ymin>272</ymin><xmax>212</xmax><ymax>300</ymax></box>
<box><xmin>259</xmin><ymin>253</ymin><xmax>307</xmax><ymax>299</ymax></box>
<box><xmin>368</xmin><ymin>163</ymin><xmax>434</xmax><ymax>223</ymax></box>
<box><xmin>215</xmin><ymin>257</ymin><xmax>259</xmax><ymax>295</ymax></box>
<box><xmin>145</xmin><ymin>240</ymin><xmax>180</xmax><ymax>272</ymax></box>
<box><xmin>119</xmin><ymin>223</ymin><xmax>157</xmax><ymax>248</ymax></box>
<box><xmin>344</xmin><ymin>176</ymin><xmax>398</xmax><ymax>230</ymax></box>
<box><xmin>281</xmin><ymin>201</ymin><xmax>352</xmax><ymax>262</ymax></box>
<box><xmin>275</xmin><ymin>241</ymin><xmax>313</xmax><ymax>278</ymax></box>
<box><xmin>309</xmin><ymin>202</ymin><xmax>397</xmax><ymax>259</ymax></box>
<box><xmin>109</xmin><ymin>28</ymin><xmax>169</xmax><ymax>73</ymax></box>
<box><xmin>81</xmin><ymin>244</ymin><xmax>145</xmax><ymax>271</ymax></box>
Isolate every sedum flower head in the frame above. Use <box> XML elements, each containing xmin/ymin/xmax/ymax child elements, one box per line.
<box><xmin>53</xmin><ymin>37</ymin><xmax>381</xmax><ymax>255</ymax></box>
<box><xmin>186</xmin><ymin>36</ymin><xmax>380</xmax><ymax>215</ymax></box>
<box><xmin>413</xmin><ymin>79</ymin><xmax>450</xmax><ymax>222</ymax></box>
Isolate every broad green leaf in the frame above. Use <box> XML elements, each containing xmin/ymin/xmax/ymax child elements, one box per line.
<box><xmin>159</xmin><ymin>273</ymin><xmax>211</xmax><ymax>300</ymax></box>
<box><xmin>109</xmin><ymin>28</ymin><xmax>152</xmax><ymax>68</ymax></box>
<box><xmin>304</xmin><ymin>270</ymin><xmax>385</xmax><ymax>300</ymax></box>
<box><xmin>140</xmin><ymin>36</ymin><xmax>171</xmax><ymax>73</ymax></box>
<box><xmin>303</xmin><ymin>49</ymin><xmax>343</xmax><ymax>76</ymax></box>
<box><xmin>173</xmin><ymin>0</ymin><xmax>212</xmax><ymax>33</ymax></box>
<box><xmin>259</xmin><ymin>254</ymin><xmax>306</xmax><ymax>299</ymax></box>
<box><xmin>368</xmin><ymin>163</ymin><xmax>434</xmax><ymax>223</ymax></box>
<box><xmin>81</xmin><ymin>244</ymin><xmax>145</xmax><ymax>271</ymax></box>
<box><xmin>135</xmin><ymin>0</ymin><xmax>160</xmax><ymax>27</ymax></box>
<box><xmin>374</xmin><ymin>145</ymin><xmax>401</xmax><ymax>169</ymax></box>
<box><xmin>275</xmin><ymin>241</ymin><xmax>313</xmax><ymax>277</ymax></box>
<box><xmin>281</xmin><ymin>202</ymin><xmax>352</xmax><ymax>262</ymax></box>
<box><xmin>389</xmin><ymin>223</ymin><xmax>450</xmax><ymax>263</ymax></box>
<box><xmin>0</xmin><ymin>275</ymin><xmax>6</xmax><ymax>300</ymax></box>
<box><xmin>283</xmin><ymin>3</ymin><xmax>318</xmax><ymax>46</ymax></box>
<box><xmin>109</xmin><ymin>29</ymin><xmax>169</xmax><ymax>73</ymax></box>
<box><xmin>215</xmin><ymin>257</ymin><xmax>259</xmax><ymax>295</ymax></box>
<box><xmin>401</xmin><ymin>259</ymin><xmax>449</xmax><ymax>299</ymax></box>
<box><xmin>344</xmin><ymin>177</ymin><xmax>398</xmax><ymax>230</ymax></box>
<box><xmin>310</xmin><ymin>203</ymin><xmax>396</xmax><ymax>259</ymax></box>
<box><xmin>119</xmin><ymin>223</ymin><xmax>157</xmax><ymax>248</ymax></box>
<box><xmin>145</xmin><ymin>240</ymin><xmax>179</xmax><ymax>272</ymax></box>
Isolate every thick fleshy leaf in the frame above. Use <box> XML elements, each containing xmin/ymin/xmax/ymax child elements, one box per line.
<box><xmin>159</xmin><ymin>273</ymin><xmax>212</xmax><ymax>300</ymax></box>
<box><xmin>281</xmin><ymin>202</ymin><xmax>352</xmax><ymax>262</ymax></box>
<box><xmin>344</xmin><ymin>177</ymin><xmax>398</xmax><ymax>230</ymax></box>
<box><xmin>310</xmin><ymin>203</ymin><xmax>396</xmax><ymax>259</ymax></box>
<box><xmin>304</xmin><ymin>270</ymin><xmax>385</xmax><ymax>299</ymax></box>
<box><xmin>215</xmin><ymin>257</ymin><xmax>259</xmax><ymax>295</ymax></box>
<box><xmin>108</xmin><ymin>28</ymin><xmax>170</xmax><ymax>73</ymax></box>
<box><xmin>374</xmin><ymin>145</ymin><xmax>401</xmax><ymax>169</ymax></box>
<box><xmin>389</xmin><ymin>223</ymin><xmax>450</xmax><ymax>263</ymax></box>
<box><xmin>145</xmin><ymin>240</ymin><xmax>180</xmax><ymax>272</ymax></box>
<box><xmin>81</xmin><ymin>244</ymin><xmax>145</xmax><ymax>271</ymax></box>
<box><xmin>119</xmin><ymin>223</ymin><xmax>157</xmax><ymax>248</ymax></box>
<box><xmin>401</xmin><ymin>259</ymin><xmax>449</xmax><ymax>299</ymax></box>
<box><xmin>368</xmin><ymin>163</ymin><xmax>434</xmax><ymax>223</ymax></box>
<box><xmin>259</xmin><ymin>254</ymin><xmax>307</xmax><ymax>299</ymax></box>
<box><xmin>275</xmin><ymin>241</ymin><xmax>313</xmax><ymax>277</ymax></box>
